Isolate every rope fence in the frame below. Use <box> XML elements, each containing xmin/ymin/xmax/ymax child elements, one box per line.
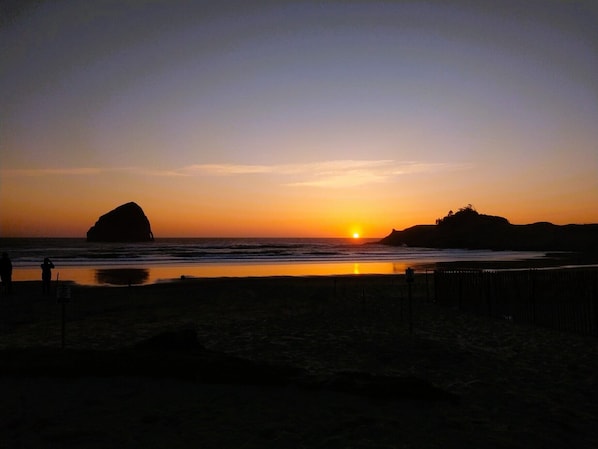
<box><xmin>434</xmin><ymin>268</ymin><xmax>598</xmax><ymax>336</ymax></box>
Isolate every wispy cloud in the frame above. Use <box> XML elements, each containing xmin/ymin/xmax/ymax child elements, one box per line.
<box><xmin>183</xmin><ymin>160</ymin><xmax>472</xmax><ymax>188</ymax></box>
<box><xmin>0</xmin><ymin>167</ymin><xmax>106</xmax><ymax>177</ymax></box>
<box><xmin>1</xmin><ymin>160</ymin><xmax>472</xmax><ymax>187</ymax></box>
<box><xmin>0</xmin><ymin>166</ymin><xmax>185</xmax><ymax>177</ymax></box>
<box><xmin>181</xmin><ymin>164</ymin><xmax>275</xmax><ymax>175</ymax></box>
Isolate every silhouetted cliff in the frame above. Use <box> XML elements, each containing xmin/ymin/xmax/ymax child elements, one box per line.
<box><xmin>87</xmin><ymin>202</ymin><xmax>154</xmax><ymax>242</ymax></box>
<box><xmin>380</xmin><ymin>206</ymin><xmax>598</xmax><ymax>252</ymax></box>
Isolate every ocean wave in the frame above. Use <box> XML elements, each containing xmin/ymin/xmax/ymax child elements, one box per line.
<box><xmin>0</xmin><ymin>237</ymin><xmax>546</xmax><ymax>269</ymax></box>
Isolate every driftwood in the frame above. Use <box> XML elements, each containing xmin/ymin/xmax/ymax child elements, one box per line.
<box><xmin>0</xmin><ymin>329</ymin><xmax>458</xmax><ymax>403</ymax></box>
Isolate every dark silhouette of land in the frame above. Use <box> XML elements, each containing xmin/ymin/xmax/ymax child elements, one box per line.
<box><xmin>380</xmin><ymin>205</ymin><xmax>598</xmax><ymax>252</ymax></box>
<box><xmin>87</xmin><ymin>202</ymin><xmax>154</xmax><ymax>242</ymax></box>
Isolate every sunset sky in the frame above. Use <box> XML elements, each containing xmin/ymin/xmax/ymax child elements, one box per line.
<box><xmin>1</xmin><ymin>0</ymin><xmax>597</xmax><ymax>238</ymax></box>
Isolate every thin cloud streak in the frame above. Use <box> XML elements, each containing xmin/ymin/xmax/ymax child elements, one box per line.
<box><xmin>186</xmin><ymin>160</ymin><xmax>473</xmax><ymax>188</ymax></box>
<box><xmin>0</xmin><ymin>160</ymin><xmax>472</xmax><ymax>188</ymax></box>
<box><xmin>182</xmin><ymin>164</ymin><xmax>275</xmax><ymax>175</ymax></box>
<box><xmin>0</xmin><ymin>166</ymin><xmax>186</xmax><ymax>177</ymax></box>
<box><xmin>0</xmin><ymin>167</ymin><xmax>105</xmax><ymax>177</ymax></box>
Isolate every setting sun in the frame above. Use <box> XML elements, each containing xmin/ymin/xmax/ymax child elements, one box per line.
<box><xmin>353</xmin><ymin>233</ymin><xmax>360</xmax><ymax>239</ymax></box>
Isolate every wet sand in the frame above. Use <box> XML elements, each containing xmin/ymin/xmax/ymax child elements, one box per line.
<box><xmin>1</xmin><ymin>275</ymin><xmax>598</xmax><ymax>448</ymax></box>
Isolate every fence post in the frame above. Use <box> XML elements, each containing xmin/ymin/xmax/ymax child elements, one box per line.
<box><xmin>425</xmin><ymin>269</ymin><xmax>430</xmax><ymax>303</ymax></box>
<box><xmin>406</xmin><ymin>268</ymin><xmax>415</xmax><ymax>334</ymax></box>
<box><xmin>457</xmin><ymin>271</ymin><xmax>463</xmax><ymax>311</ymax></box>
<box><xmin>434</xmin><ymin>270</ymin><xmax>439</xmax><ymax>304</ymax></box>
<box><xmin>528</xmin><ymin>269</ymin><xmax>536</xmax><ymax>326</ymax></box>
<box><xmin>484</xmin><ymin>271</ymin><xmax>492</xmax><ymax>318</ymax></box>
<box><xmin>57</xmin><ymin>283</ymin><xmax>71</xmax><ymax>349</ymax></box>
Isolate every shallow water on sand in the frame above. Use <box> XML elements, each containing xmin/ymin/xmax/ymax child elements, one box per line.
<box><xmin>1</xmin><ymin>237</ymin><xmax>547</xmax><ymax>286</ymax></box>
<box><xmin>12</xmin><ymin>261</ymin><xmax>430</xmax><ymax>286</ymax></box>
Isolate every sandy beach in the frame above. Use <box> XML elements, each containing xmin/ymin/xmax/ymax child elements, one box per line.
<box><xmin>1</xmin><ymin>275</ymin><xmax>598</xmax><ymax>448</ymax></box>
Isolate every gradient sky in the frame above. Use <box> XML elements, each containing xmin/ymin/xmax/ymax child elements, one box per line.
<box><xmin>1</xmin><ymin>0</ymin><xmax>597</xmax><ymax>238</ymax></box>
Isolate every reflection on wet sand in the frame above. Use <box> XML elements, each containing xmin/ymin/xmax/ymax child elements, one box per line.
<box><xmin>95</xmin><ymin>268</ymin><xmax>149</xmax><ymax>286</ymax></box>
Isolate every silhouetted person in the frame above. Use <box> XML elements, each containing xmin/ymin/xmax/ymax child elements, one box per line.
<box><xmin>41</xmin><ymin>257</ymin><xmax>55</xmax><ymax>295</ymax></box>
<box><xmin>0</xmin><ymin>252</ymin><xmax>12</xmax><ymax>295</ymax></box>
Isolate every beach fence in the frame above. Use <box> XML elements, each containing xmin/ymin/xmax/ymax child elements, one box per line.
<box><xmin>434</xmin><ymin>268</ymin><xmax>598</xmax><ymax>336</ymax></box>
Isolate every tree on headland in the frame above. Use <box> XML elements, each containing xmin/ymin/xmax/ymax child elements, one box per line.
<box><xmin>435</xmin><ymin>204</ymin><xmax>509</xmax><ymax>227</ymax></box>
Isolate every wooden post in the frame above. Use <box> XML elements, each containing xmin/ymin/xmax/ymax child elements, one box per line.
<box><xmin>425</xmin><ymin>269</ymin><xmax>430</xmax><ymax>303</ymax></box>
<box><xmin>61</xmin><ymin>300</ymin><xmax>66</xmax><ymax>349</ymax></box>
<box><xmin>529</xmin><ymin>269</ymin><xmax>536</xmax><ymax>326</ymax></box>
<box><xmin>406</xmin><ymin>268</ymin><xmax>414</xmax><ymax>334</ymax></box>
<box><xmin>57</xmin><ymin>283</ymin><xmax>71</xmax><ymax>349</ymax></box>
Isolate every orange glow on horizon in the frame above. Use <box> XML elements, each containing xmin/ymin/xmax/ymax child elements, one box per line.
<box><xmin>2</xmin><ymin>2</ymin><xmax>597</xmax><ymax>239</ymax></box>
<box><xmin>1</xmin><ymin>177</ymin><xmax>598</xmax><ymax>238</ymax></box>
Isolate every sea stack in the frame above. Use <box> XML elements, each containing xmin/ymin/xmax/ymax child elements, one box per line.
<box><xmin>87</xmin><ymin>202</ymin><xmax>154</xmax><ymax>242</ymax></box>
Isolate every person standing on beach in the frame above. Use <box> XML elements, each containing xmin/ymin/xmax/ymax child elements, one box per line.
<box><xmin>41</xmin><ymin>258</ymin><xmax>55</xmax><ymax>295</ymax></box>
<box><xmin>0</xmin><ymin>252</ymin><xmax>12</xmax><ymax>295</ymax></box>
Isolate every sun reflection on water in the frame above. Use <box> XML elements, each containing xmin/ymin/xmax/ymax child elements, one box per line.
<box><xmin>12</xmin><ymin>261</ymin><xmax>404</xmax><ymax>286</ymax></box>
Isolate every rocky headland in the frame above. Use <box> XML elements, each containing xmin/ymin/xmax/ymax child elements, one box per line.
<box><xmin>380</xmin><ymin>205</ymin><xmax>598</xmax><ymax>252</ymax></box>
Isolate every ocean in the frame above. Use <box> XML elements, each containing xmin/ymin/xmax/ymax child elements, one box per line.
<box><xmin>0</xmin><ymin>237</ymin><xmax>547</xmax><ymax>286</ymax></box>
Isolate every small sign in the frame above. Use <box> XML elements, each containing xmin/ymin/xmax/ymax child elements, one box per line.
<box><xmin>57</xmin><ymin>285</ymin><xmax>71</xmax><ymax>302</ymax></box>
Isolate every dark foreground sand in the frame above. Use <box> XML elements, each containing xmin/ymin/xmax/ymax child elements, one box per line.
<box><xmin>1</xmin><ymin>275</ymin><xmax>598</xmax><ymax>448</ymax></box>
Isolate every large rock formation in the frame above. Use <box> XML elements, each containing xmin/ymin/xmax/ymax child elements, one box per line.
<box><xmin>380</xmin><ymin>205</ymin><xmax>598</xmax><ymax>252</ymax></box>
<box><xmin>87</xmin><ymin>202</ymin><xmax>154</xmax><ymax>242</ymax></box>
